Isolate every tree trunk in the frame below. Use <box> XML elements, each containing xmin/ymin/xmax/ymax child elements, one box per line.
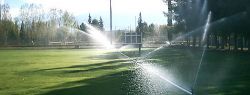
<box><xmin>206</xmin><ymin>34</ymin><xmax>210</xmax><ymax>49</ymax></box>
<box><xmin>139</xmin><ymin>44</ymin><xmax>142</xmax><ymax>56</ymax></box>
<box><xmin>234</xmin><ymin>33</ymin><xmax>238</xmax><ymax>51</ymax></box>
<box><xmin>198</xmin><ymin>35</ymin><xmax>202</xmax><ymax>47</ymax></box>
<box><xmin>186</xmin><ymin>36</ymin><xmax>189</xmax><ymax>47</ymax></box>
<box><xmin>248</xmin><ymin>36</ymin><xmax>250</xmax><ymax>51</ymax></box>
<box><xmin>221</xmin><ymin>36</ymin><xmax>225</xmax><ymax>49</ymax></box>
<box><xmin>241</xmin><ymin>36</ymin><xmax>244</xmax><ymax>51</ymax></box>
<box><xmin>167</xmin><ymin>0</ymin><xmax>173</xmax><ymax>26</ymax></box>
<box><xmin>4</xmin><ymin>30</ymin><xmax>8</xmax><ymax>46</ymax></box>
<box><xmin>193</xmin><ymin>35</ymin><xmax>196</xmax><ymax>47</ymax></box>
<box><xmin>245</xmin><ymin>35</ymin><xmax>248</xmax><ymax>50</ymax></box>
<box><xmin>228</xmin><ymin>34</ymin><xmax>231</xmax><ymax>51</ymax></box>
<box><xmin>215</xmin><ymin>33</ymin><xmax>219</xmax><ymax>49</ymax></box>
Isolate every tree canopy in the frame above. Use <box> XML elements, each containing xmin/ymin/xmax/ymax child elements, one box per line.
<box><xmin>163</xmin><ymin>0</ymin><xmax>250</xmax><ymax>51</ymax></box>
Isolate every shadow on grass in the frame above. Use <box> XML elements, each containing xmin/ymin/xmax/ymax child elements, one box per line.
<box><xmin>192</xmin><ymin>50</ymin><xmax>250</xmax><ymax>95</ymax></box>
<box><xmin>61</xmin><ymin>63</ymin><xmax>130</xmax><ymax>74</ymax></box>
<box><xmin>33</xmin><ymin>59</ymin><xmax>135</xmax><ymax>95</ymax></box>
<box><xmin>31</xmin><ymin>59</ymin><xmax>132</xmax><ymax>79</ymax></box>
<box><xmin>91</xmin><ymin>49</ymin><xmax>154</xmax><ymax>59</ymax></box>
<box><xmin>139</xmin><ymin>48</ymin><xmax>250</xmax><ymax>94</ymax></box>
<box><xmin>38</xmin><ymin>60</ymin><xmax>128</xmax><ymax>71</ymax></box>
<box><xmin>40</xmin><ymin>70</ymin><xmax>133</xmax><ymax>95</ymax></box>
<box><xmin>35</xmin><ymin>48</ymin><xmax>250</xmax><ymax>95</ymax></box>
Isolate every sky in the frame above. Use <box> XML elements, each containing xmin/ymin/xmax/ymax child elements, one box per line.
<box><xmin>3</xmin><ymin>0</ymin><xmax>168</xmax><ymax>30</ymax></box>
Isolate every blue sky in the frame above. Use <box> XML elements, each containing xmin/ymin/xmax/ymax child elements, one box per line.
<box><xmin>3</xmin><ymin>0</ymin><xmax>168</xmax><ymax>30</ymax></box>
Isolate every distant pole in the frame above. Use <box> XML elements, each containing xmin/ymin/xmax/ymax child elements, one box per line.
<box><xmin>139</xmin><ymin>32</ymin><xmax>142</xmax><ymax>56</ymax></box>
<box><xmin>0</xmin><ymin>1</ymin><xmax>2</xmax><ymax>21</ymax></box>
<box><xmin>135</xmin><ymin>16</ymin><xmax>136</xmax><ymax>31</ymax></box>
<box><xmin>110</xmin><ymin>0</ymin><xmax>112</xmax><ymax>44</ymax></box>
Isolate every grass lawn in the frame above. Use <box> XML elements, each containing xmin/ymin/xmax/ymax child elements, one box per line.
<box><xmin>0</xmin><ymin>48</ymin><xmax>249</xmax><ymax>95</ymax></box>
<box><xmin>0</xmin><ymin>49</ymin><xmax>132</xmax><ymax>95</ymax></box>
<box><xmin>148</xmin><ymin>48</ymin><xmax>250</xmax><ymax>95</ymax></box>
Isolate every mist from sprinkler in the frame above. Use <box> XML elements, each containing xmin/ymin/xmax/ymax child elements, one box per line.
<box><xmin>66</xmin><ymin>4</ymin><xmax>244</xmax><ymax>94</ymax></box>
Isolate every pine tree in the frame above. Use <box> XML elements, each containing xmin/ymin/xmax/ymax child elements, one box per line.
<box><xmin>20</xmin><ymin>21</ymin><xmax>26</xmax><ymax>44</ymax></box>
<box><xmin>99</xmin><ymin>17</ymin><xmax>104</xmax><ymax>31</ymax></box>
<box><xmin>88</xmin><ymin>13</ymin><xmax>92</xmax><ymax>24</ymax></box>
<box><xmin>137</xmin><ymin>12</ymin><xmax>143</xmax><ymax>33</ymax></box>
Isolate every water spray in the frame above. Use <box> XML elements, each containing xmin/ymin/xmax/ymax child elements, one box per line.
<box><xmin>45</xmin><ymin>5</ymin><xmax>247</xmax><ymax>94</ymax></box>
<box><xmin>192</xmin><ymin>11</ymin><xmax>212</xmax><ymax>94</ymax></box>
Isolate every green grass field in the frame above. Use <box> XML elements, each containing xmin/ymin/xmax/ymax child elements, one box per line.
<box><xmin>0</xmin><ymin>49</ymin><xmax>132</xmax><ymax>95</ymax></box>
<box><xmin>148</xmin><ymin>48</ymin><xmax>250</xmax><ymax>95</ymax></box>
<box><xmin>0</xmin><ymin>48</ymin><xmax>249</xmax><ymax>95</ymax></box>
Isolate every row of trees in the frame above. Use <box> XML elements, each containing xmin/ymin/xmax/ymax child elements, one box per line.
<box><xmin>136</xmin><ymin>12</ymin><xmax>156</xmax><ymax>39</ymax></box>
<box><xmin>164</xmin><ymin>0</ymin><xmax>250</xmax><ymax>51</ymax></box>
<box><xmin>0</xmin><ymin>3</ymin><xmax>19</xmax><ymax>45</ymax></box>
<box><xmin>0</xmin><ymin>3</ymin><xmax>105</xmax><ymax>46</ymax></box>
<box><xmin>135</xmin><ymin>12</ymin><xmax>181</xmax><ymax>44</ymax></box>
<box><xmin>79</xmin><ymin>14</ymin><xmax>104</xmax><ymax>32</ymax></box>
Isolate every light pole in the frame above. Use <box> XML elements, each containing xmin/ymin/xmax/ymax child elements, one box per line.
<box><xmin>0</xmin><ymin>1</ymin><xmax>2</xmax><ymax>20</ymax></box>
<box><xmin>110</xmin><ymin>0</ymin><xmax>112</xmax><ymax>44</ymax></box>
